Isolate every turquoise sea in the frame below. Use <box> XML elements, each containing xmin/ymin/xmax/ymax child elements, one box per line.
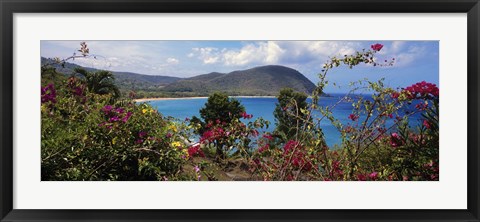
<box><xmin>146</xmin><ymin>94</ymin><xmax>423</xmax><ymax>147</ymax></box>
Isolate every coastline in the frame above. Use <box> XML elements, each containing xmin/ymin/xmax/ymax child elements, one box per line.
<box><xmin>134</xmin><ymin>96</ymin><xmax>277</xmax><ymax>103</ymax></box>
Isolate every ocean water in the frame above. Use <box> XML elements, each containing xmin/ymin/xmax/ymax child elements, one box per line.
<box><xmin>146</xmin><ymin>95</ymin><xmax>424</xmax><ymax>147</ymax></box>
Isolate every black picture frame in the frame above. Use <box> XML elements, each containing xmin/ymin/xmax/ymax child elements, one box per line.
<box><xmin>1</xmin><ymin>0</ymin><xmax>479</xmax><ymax>221</ymax></box>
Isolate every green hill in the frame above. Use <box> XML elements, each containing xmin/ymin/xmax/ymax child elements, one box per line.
<box><xmin>41</xmin><ymin>57</ymin><xmax>181</xmax><ymax>90</ymax></box>
<box><xmin>161</xmin><ymin>65</ymin><xmax>316</xmax><ymax>96</ymax></box>
<box><xmin>41</xmin><ymin>58</ymin><xmax>317</xmax><ymax>97</ymax></box>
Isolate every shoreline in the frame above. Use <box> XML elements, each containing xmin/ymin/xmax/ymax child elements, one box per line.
<box><xmin>134</xmin><ymin>96</ymin><xmax>277</xmax><ymax>102</ymax></box>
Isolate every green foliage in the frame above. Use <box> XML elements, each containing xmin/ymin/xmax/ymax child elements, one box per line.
<box><xmin>74</xmin><ymin>68</ymin><xmax>121</xmax><ymax>99</ymax></box>
<box><xmin>41</xmin><ymin>75</ymin><xmax>190</xmax><ymax>180</ymax></box>
<box><xmin>161</xmin><ymin>65</ymin><xmax>316</xmax><ymax>96</ymax></box>
<box><xmin>199</xmin><ymin>92</ymin><xmax>245</xmax><ymax>125</ymax></box>
<box><xmin>42</xmin><ymin>57</ymin><xmax>318</xmax><ymax>98</ymax></box>
<box><xmin>190</xmin><ymin>92</ymin><xmax>271</xmax><ymax>161</ymax></box>
<box><xmin>273</xmin><ymin>88</ymin><xmax>310</xmax><ymax>140</ymax></box>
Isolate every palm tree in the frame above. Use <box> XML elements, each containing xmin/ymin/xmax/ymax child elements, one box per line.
<box><xmin>74</xmin><ymin>68</ymin><xmax>120</xmax><ymax>98</ymax></box>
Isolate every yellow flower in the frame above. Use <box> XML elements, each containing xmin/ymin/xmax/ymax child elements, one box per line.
<box><xmin>182</xmin><ymin>149</ymin><xmax>189</xmax><ymax>158</ymax></box>
<box><xmin>142</xmin><ymin>109</ymin><xmax>148</xmax><ymax>114</ymax></box>
<box><xmin>169</xmin><ymin>124</ymin><xmax>177</xmax><ymax>132</ymax></box>
<box><xmin>171</xmin><ymin>141</ymin><xmax>181</xmax><ymax>147</ymax></box>
<box><xmin>112</xmin><ymin>137</ymin><xmax>117</xmax><ymax>145</ymax></box>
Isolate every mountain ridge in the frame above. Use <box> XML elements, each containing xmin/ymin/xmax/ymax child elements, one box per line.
<box><xmin>41</xmin><ymin>57</ymin><xmax>317</xmax><ymax>97</ymax></box>
<box><xmin>162</xmin><ymin>65</ymin><xmax>316</xmax><ymax>96</ymax></box>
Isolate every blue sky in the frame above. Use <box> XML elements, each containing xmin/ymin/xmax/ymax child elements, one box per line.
<box><xmin>41</xmin><ymin>40</ymin><xmax>439</xmax><ymax>93</ymax></box>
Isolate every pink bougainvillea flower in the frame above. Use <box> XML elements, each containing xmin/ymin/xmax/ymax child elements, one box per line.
<box><xmin>122</xmin><ymin>112</ymin><xmax>132</xmax><ymax>123</ymax></box>
<box><xmin>188</xmin><ymin>145</ymin><xmax>205</xmax><ymax>158</ymax></box>
<box><xmin>423</xmin><ymin>120</ymin><xmax>431</xmax><ymax>129</ymax></box>
<box><xmin>102</xmin><ymin>105</ymin><xmax>113</xmax><ymax>113</ymax></box>
<box><xmin>41</xmin><ymin>83</ymin><xmax>57</xmax><ymax>104</ymax></box>
<box><xmin>371</xmin><ymin>43</ymin><xmax>384</xmax><ymax>51</ymax></box>
<box><xmin>109</xmin><ymin>116</ymin><xmax>120</xmax><ymax>122</ymax></box>
<box><xmin>369</xmin><ymin>172</ymin><xmax>379</xmax><ymax>180</ymax></box>
<box><xmin>403</xmin><ymin>81</ymin><xmax>439</xmax><ymax>99</ymax></box>
<box><xmin>415</xmin><ymin>103</ymin><xmax>428</xmax><ymax>110</ymax></box>
<box><xmin>391</xmin><ymin>91</ymin><xmax>400</xmax><ymax>99</ymax></box>
<box><xmin>283</xmin><ymin>140</ymin><xmax>300</xmax><ymax>153</ymax></box>
<box><xmin>262</xmin><ymin>134</ymin><xmax>274</xmax><ymax>141</ymax></box>
<box><xmin>241</xmin><ymin>112</ymin><xmax>253</xmax><ymax>119</ymax></box>
<box><xmin>114</xmin><ymin>107</ymin><xmax>124</xmax><ymax>114</ymax></box>
<box><xmin>390</xmin><ymin>132</ymin><xmax>403</xmax><ymax>147</ymax></box>
<box><xmin>357</xmin><ymin>174</ymin><xmax>367</xmax><ymax>181</ymax></box>
<box><xmin>251</xmin><ymin>129</ymin><xmax>259</xmax><ymax>137</ymax></box>
<box><xmin>258</xmin><ymin>144</ymin><xmax>270</xmax><ymax>153</ymax></box>
<box><xmin>138</xmin><ymin>131</ymin><xmax>147</xmax><ymax>138</ymax></box>
<box><xmin>348</xmin><ymin>114</ymin><xmax>359</xmax><ymax>121</ymax></box>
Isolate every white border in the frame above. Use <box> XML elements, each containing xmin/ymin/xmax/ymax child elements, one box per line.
<box><xmin>13</xmin><ymin>13</ymin><xmax>467</xmax><ymax>209</ymax></box>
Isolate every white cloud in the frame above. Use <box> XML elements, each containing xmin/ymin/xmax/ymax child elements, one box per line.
<box><xmin>42</xmin><ymin>41</ymin><xmax>188</xmax><ymax>76</ymax></box>
<box><xmin>190</xmin><ymin>47</ymin><xmax>221</xmax><ymax>64</ymax></box>
<box><xmin>203</xmin><ymin>57</ymin><xmax>219</xmax><ymax>64</ymax></box>
<box><xmin>274</xmin><ymin>41</ymin><xmax>361</xmax><ymax>63</ymax></box>
<box><xmin>223</xmin><ymin>41</ymin><xmax>285</xmax><ymax>65</ymax></box>
<box><xmin>390</xmin><ymin>41</ymin><xmax>406</xmax><ymax>53</ymax></box>
<box><xmin>360</xmin><ymin>41</ymin><xmax>428</xmax><ymax>68</ymax></box>
<box><xmin>382</xmin><ymin>42</ymin><xmax>427</xmax><ymax>67</ymax></box>
<box><xmin>188</xmin><ymin>41</ymin><xmax>363</xmax><ymax>67</ymax></box>
<box><xmin>166</xmin><ymin>57</ymin><xmax>179</xmax><ymax>65</ymax></box>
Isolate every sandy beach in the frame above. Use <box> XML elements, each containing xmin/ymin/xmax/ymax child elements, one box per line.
<box><xmin>134</xmin><ymin>96</ymin><xmax>277</xmax><ymax>103</ymax></box>
<box><xmin>134</xmin><ymin>97</ymin><xmax>208</xmax><ymax>102</ymax></box>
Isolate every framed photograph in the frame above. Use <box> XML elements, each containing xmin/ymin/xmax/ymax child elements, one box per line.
<box><xmin>1</xmin><ymin>0</ymin><xmax>479</xmax><ymax>221</ymax></box>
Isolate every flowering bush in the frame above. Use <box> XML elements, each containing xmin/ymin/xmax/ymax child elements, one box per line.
<box><xmin>190</xmin><ymin>92</ymin><xmax>269</xmax><ymax>161</ymax></box>
<box><xmin>41</xmin><ymin>83</ymin><xmax>57</xmax><ymax>104</ymax></box>
<box><xmin>41</xmin><ymin>77</ymin><xmax>188</xmax><ymax>180</ymax></box>
<box><xmin>248</xmin><ymin>43</ymin><xmax>439</xmax><ymax>181</ymax></box>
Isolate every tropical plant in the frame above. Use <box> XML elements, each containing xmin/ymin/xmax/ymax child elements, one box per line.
<box><xmin>74</xmin><ymin>68</ymin><xmax>121</xmax><ymax>99</ymax></box>
<box><xmin>198</xmin><ymin>92</ymin><xmax>245</xmax><ymax>125</ymax></box>
<box><xmin>273</xmin><ymin>87</ymin><xmax>310</xmax><ymax>140</ymax></box>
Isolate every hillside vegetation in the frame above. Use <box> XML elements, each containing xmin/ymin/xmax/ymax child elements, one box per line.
<box><xmin>41</xmin><ymin>58</ymin><xmax>180</xmax><ymax>96</ymax></box>
<box><xmin>41</xmin><ymin>58</ymin><xmax>317</xmax><ymax>98</ymax></box>
<box><xmin>162</xmin><ymin>65</ymin><xmax>316</xmax><ymax>96</ymax></box>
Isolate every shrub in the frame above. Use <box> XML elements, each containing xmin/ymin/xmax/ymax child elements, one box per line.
<box><xmin>41</xmin><ymin>77</ymin><xmax>187</xmax><ymax>180</ymax></box>
<box><xmin>273</xmin><ymin>88</ymin><xmax>310</xmax><ymax>140</ymax></box>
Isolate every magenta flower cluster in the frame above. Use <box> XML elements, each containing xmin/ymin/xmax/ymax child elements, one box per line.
<box><xmin>357</xmin><ymin>172</ymin><xmax>379</xmax><ymax>181</ymax></box>
<box><xmin>67</xmin><ymin>77</ymin><xmax>85</xmax><ymax>97</ymax></box>
<box><xmin>188</xmin><ymin>145</ymin><xmax>205</xmax><ymax>158</ymax></box>
<box><xmin>371</xmin><ymin>43</ymin><xmax>384</xmax><ymax>51</ymax></box>
<box><xmin>66</xmin><ymin>77</ymin><xmax>87</xmax><ymax>103</ymax></box>
<box><xmin>99</xmin><ymin>105</ymin><xmax>133</xmax><ymax>129</ymax></box>
<box><xmin>283</xmin><ymin>140</ymin><xmax>312</xmax><ymax>171</ymax></box>
<box><xmin>241</xmin><ymin>112</ymin><xmax>253</xmax><ymax>119</ymax></box>
<box><xmin>348</xmin><ymin>114</ymin><xmax>359</xmax><ymax>121</ymax></box>
<box><xmin>135</xmin><ymin>131</ymin><xmax>148</xmax><ymax>144</ymax></box>
<box><xmin>41</xmin><ymin>83</ymin><xmax>57</xmax><ymax>104</ymax></box>
<box><xmin>404</xmin><ymin>81</ymin><xmax>439</xmax><ymax>99</ymax></box>
<box><xmin>390</xmin><ymin>132</ymin><xmax>403</xmax><ymax>147</ymax></box>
